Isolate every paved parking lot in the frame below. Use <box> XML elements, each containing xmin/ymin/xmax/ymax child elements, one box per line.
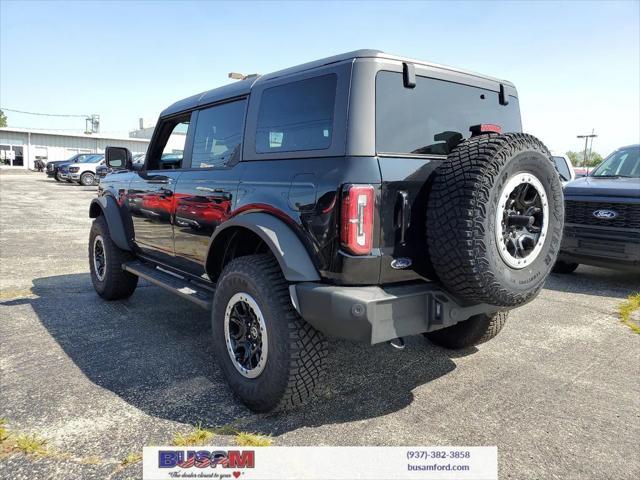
<box><xmin>1</xmin><ymin>171</ymin><xmax>639</xmax><ymax>480</ymax></box>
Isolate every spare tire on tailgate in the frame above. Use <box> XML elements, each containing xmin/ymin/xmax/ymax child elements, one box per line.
<box><xmin>426</xmin><ymin>133</ymin><xmax>564</xmax><ymax>307</ymax></box>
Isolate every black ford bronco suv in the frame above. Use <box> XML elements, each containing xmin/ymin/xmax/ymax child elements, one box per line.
<box><xmin>89</xmin><ymin>50</ymin><xmax>564</xmax><ymax>412</ymax></box>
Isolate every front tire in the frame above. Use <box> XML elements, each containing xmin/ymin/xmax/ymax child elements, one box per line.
<box><xmin>425</xmin><ymin>312</ymin><xmax>508</xmax><ymax>349</ymax></box>
<box><xmin>211</xmin><ymin>254</ymin><xmax>327</xmax><ymax>412</ymax></box>
<box><xmin>89</xmin><ymin>215</ymin><xmax>138</xmax><ymax>300</ymax></box>
<box><xmin>80</xmin><ymin>172</ymin><xmax>95</xmax><ymax>186</ymax></box>
<box><xmin>55</xmin><ymin>171</ymin><xmax>63</xmax><ymax>182</ymax></box>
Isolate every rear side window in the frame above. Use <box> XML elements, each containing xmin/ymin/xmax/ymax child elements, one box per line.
<box><xmin>192</xmin><ymin>100</ymin><xmax>246</xmax><ymax>168</ymax></box>
<box><xmin>256</xmin><ymin>74</ymin><xmax>337</xmax><ymax>154</ymax></box>
<box><xmin>376</xmin><ymin>71</ymin><xmax>522</xmax><ymax>156</ymax></box>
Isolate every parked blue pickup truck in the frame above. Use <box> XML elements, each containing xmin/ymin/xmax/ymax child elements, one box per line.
<box><xmin>554</xmin><ymin>144</ymin><xmax>640</xmax><ymax>273</ymax></box>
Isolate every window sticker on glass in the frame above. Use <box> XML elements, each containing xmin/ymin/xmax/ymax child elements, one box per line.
<box><xmin>256</xmin><ymin>74</ymin><xmax>337</xmax><ymax>153</ymax></box>
<box><xmin>269</xmin><ymin>131</ymin><xmax>284</xmax><ymax>148</ymax></box>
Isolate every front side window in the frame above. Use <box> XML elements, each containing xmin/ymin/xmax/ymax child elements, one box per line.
<box><xmin>376</xmin><ymin>71</ymin><xmax>522</xmax><ymax>156</ymax></box>
<box><xmin>191</xmin><ymin>100</ymin><xmax>246</xmax><ymax>168</ymax></box>
<box><xmin>147</xmin><ymin>116</ymin><xmax>190</xmax><ymax>170</ymax></box>
<box><xmin>256</xmin><ymin>74</ymin><xmax>337</xmax><ymax>154</ymax></box>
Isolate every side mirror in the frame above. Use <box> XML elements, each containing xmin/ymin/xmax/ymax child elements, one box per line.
<box><xmin>105</xmin><ymin>146</ymin><xmax>132</xmax><ymax>170</ymax></box>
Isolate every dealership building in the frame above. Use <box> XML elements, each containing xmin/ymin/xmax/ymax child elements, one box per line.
<box><xmin>0</xmin><ymin>127</ymin><xmax>150</xmax><ymax>169</ymax></box>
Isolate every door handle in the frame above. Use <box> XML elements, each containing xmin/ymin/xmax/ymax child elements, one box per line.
<box><xmin>395</xmin><ymin>191</ymin><xmax>411</xmax><ymax>245</ymax></box>
<box><xmin>196</xmin><ymin>186</ymin><xmax>232</xmax><ymax>201</ymax></box>
<box><xmin>158</xmin><ymin>187</ymin><xmax>173</xmax><ymax>198</ymax></box>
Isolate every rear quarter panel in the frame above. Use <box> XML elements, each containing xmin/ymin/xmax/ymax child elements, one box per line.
<box><xmin>236</xmin><ymin>156</ymin><xmax>382</xmax><ymax>284</ymax></box>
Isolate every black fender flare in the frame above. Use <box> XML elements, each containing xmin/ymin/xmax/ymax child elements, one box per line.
<box><xmin>208</xmin><ymin>213</ymin><xmax>320</xmax><ymax>282</ymax></box>
<box><xmin>89</xmin><ymin>195</ymin><xmax>132</xmax><ymax>251</ymax></box>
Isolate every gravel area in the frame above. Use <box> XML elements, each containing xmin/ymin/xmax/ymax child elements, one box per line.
<box><xmin>1</xmin><ymin>172</ymin><xmax>639</xmax><ymax>479</ymax></box>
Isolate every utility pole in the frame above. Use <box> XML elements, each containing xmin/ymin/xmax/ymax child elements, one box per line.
<box><xmin>587</xmin><ymin>128</ymin><xmax>596</xmax><ymax>163</ymax></box>
<box><xmin>577</xmin><ymin>131</ymin><xmax>597</xmax><ymax>167</ymax></box>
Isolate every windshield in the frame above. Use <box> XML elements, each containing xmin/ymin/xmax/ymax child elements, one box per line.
<box><xmin>591</xmin><ymin>146</ymin><xmax>640</xmax><ymax>178</ymax></box>
<box><xmin>80</xmin><ymin>155</ymin><xmax>104</xmax><ymax>164</ymax></box>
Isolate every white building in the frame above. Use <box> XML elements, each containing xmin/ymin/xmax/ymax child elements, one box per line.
<box><xmin>0</xmin><ymin>127</ymin><xmax>150</xmax><ymax>169</ymax></box>
<box><xmin>129</xmin><ymin>117</ymin><xmax>157</xmax><ymax>140</ymax></box>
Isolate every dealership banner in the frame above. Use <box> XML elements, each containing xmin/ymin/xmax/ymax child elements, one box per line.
<box><xmin>142</xmin><ymin>446</ymin><xmax>497</xmax><ymax>480</ymax></box>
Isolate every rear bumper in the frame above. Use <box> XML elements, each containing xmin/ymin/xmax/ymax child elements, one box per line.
<box><xmin>559</xmin><ymin>224</ymin><xmax>640</xmax><ymax>271</ymax></box>
<box><xmin>291</xmin><ymin>282</ymin><xmax>502</xmax><ymax>345</ymax></box>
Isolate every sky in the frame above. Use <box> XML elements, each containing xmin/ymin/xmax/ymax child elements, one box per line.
<box><xmin>1</xmin><ymin>0</ymin><xmax>638</xmax><ymax>156</ymax></box>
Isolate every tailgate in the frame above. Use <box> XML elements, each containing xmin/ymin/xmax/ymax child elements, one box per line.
<box><xmin>377</xmin><ymin>156</ymin><xmax>442</xmax><ymax>283</ymax></box>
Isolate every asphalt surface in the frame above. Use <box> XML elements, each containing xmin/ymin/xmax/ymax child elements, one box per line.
<box><xmin>1</xmin><ymin>171</ymin><xmax>639</xmax><ymax>480</ymax></box>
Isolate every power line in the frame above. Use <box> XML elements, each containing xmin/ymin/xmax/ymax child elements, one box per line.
<box><xmin>8</xmin><ymin>126</ymin><xmax>85</xmax><ymax>131</ymax></box>
<box><xmin>8</xmin><ymin>126</ymin><xmax>140</xmax><ymax>136</ymax></box>
<box><xmin>0</xmin><ymin>107</ymin><xmax>90</xmax><ymax>118</ymax></box>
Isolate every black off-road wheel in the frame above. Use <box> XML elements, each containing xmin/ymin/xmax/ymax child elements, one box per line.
<box><xmin>552</xmin><ymin>260</ymin><xmax>579</xmax><ymax>274</ymax></box>
<box><xmin>425</xmin><ymin>312</ymin><xmax>508</xmax><ymax>349</ymax></box>
<box><xmin>211</xmin><ymin>254</ymin><xmax>327</xmax><ymax>412</ymax></box>
<box><xmin>89</xmin><ymin>215</ymin><xmax>138</xmax><ymax>300</ymax></box>
<box><xmin>426</xmin><ymin>133</ymin><xmax>564</xmax><ymax>307</ymax></box>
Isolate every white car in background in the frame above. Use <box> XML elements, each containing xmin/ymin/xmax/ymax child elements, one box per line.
<box><xmin>551</xmin><ymin>153</ymin><xmax>576</xmax><ymax>185</ymax></box>
<box><xmin>68</xmin><ymin>155</ymin><xmax>105</xmax><ymax>186</ymax></box>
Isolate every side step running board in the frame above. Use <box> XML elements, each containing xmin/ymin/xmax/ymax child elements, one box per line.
<box><xmin>123</xmin><ymin>261</ymin><xmax>213</xmax><ymax>310</ymax></box>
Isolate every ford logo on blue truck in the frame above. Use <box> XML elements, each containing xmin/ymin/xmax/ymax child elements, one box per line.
<box><xmin>592</xmin><ymin>209</ymin><xmax>619</xmax><ymax>219</ymax></box>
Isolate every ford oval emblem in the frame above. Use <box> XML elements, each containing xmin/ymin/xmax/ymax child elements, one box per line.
<box><xmin>593</xmin><ymin>209</ymin><xmax>618</xmax><ymax>219</ymax></box>
<box><xmin>391</xmin><ymin>257</ymin><xmax>413</xmax><ymax>269</ymax></box>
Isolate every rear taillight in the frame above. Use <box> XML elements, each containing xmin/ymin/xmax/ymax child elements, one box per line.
<box><xmin>340</xmin><ymin>184</ymin><xmax>374</xmax><ymax>255</ymax></box>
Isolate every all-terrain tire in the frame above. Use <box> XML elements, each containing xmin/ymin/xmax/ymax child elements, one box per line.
<box><xmin>552</xmin><ymin>260</ymin><xmax>579</xmax><ymax>274</ymax></box>
<box><xmin>425</xmin><ymin>312</ymin><xmax>508</xmax><ymax>349</ymax></box>
<box><xmin>211</xmin><ymin>254</ymin><xmax>327</xmax><ymax>412</ymax></box>
<box><xmin>89</xmin><ymin>215</ymin><xmax>138</xmax><ymax>300</ymax></box>
<box><xmin>426</xmin><ymin>133</ymin><xmax>564</xmax><ymax>307</ymax></box>
<box><xmin>80</xmin><ymin>172</ymin><xmax>95</xmax><ymax>186</ymax></box>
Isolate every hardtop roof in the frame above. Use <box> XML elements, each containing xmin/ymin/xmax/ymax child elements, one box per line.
<box><xmin>160</xmin><ymin>49</ymin><xmax>514</xmax><ymax>117</ymax></box>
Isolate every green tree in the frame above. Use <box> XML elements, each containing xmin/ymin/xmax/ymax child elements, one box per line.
<box><xmin>565</xmin><ymin>150</ymin><xmax>603</xmax><ymax>168</ymax></box>
<box><xmin>585</xmin><ymin>151</ymin><xmax>603</xmax><ymax>168</ymax></box>
<box><xmin>0</xmin><ymin>109</ymin><xmax>7</xmax><ymax>127</ymax></box>
<box><xmin>566</xmin><ymin>151</ymin><xmax>581</xmax><ymax>166</ymax></box>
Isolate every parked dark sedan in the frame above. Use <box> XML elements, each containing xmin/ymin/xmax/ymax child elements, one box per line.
<box><xmin>46</xmin><ymin>153</ymin><xmax>94</xmax><ymax>181</ymax></box>
<box><xmin>554</xmin><ymin>144</ymin><xmax>640</xmax><ymax>273</ymax></box>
